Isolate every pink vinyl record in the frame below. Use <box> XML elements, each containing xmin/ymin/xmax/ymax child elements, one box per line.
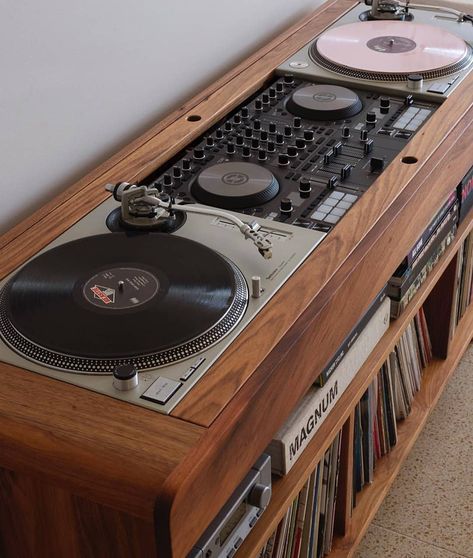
<box><xmin>315</xmin><ymin>21</ymin><xmax>469</xmax><ymax>75</ymax></box>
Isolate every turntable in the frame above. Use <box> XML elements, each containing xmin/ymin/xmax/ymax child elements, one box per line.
<box><xmin>278</xmin><ymin>0</ymin><xmax>473</xmax><ymax>99</ymax></box>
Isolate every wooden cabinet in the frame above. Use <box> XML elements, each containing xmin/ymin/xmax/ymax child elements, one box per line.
<box><xmin>1</xmin><ymin>1</ymin><xmax>472</xmax><ymax>557</ymax></box>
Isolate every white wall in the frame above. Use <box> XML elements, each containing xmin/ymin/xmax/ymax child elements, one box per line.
<box><xmin>0</xmin><ymin>0</ymin><xmax>322</xmax><ymax>234</ymax></box>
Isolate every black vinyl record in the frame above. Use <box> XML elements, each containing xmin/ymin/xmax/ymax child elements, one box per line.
<box><xmin>0</xmin><ymin>234</ymin><xmax>248</xmax><ymax>372</ymax></box>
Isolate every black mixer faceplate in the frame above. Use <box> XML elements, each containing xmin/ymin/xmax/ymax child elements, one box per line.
<box><xmin>0</xmin><ymin>234</ymin><xmax>248</xmax><ymax>372</ymax></box>
<box><xmin>286</xmin><ymin>84</ymin><xmax>363</xmax><ymax>121</ymax></box>
<box><xmin>191</xmin><ymin>162</ymin><xmax>280</xmax><ymax>209</ymax></box>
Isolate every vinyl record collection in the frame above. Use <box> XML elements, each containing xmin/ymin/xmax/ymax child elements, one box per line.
<box><xmin>352</xmin><ymin>308</ymin><xmax>433</xmax><ymax>503</ymax></box>
<box><xmin>451</xmin><ymin>229</ymin><xmax>473</xmax><ymax>331</ymax></box>
<box><xmin>258</xmin><ymin>431</ymin><xmax>343</xmax><ymax>558</ymax></box>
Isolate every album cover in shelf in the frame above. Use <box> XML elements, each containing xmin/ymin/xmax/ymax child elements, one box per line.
<box><xmin>267</xmin><ymin>297</ymin><xmax>390</xmax><ymax>475</ymax></box>
<box><xmin>352</xmin><ymin>307</ymin><xmax>433</xmax><ymax>505</ymax></box>
<box><xmin>258</xmin><ymin>432</ymin><xmax>342</xmax><ymax>558</ymax></box>
<box><xmin>451</xmin><ymin>230</ymin><xmax>473</xmax><ymax>333</ymax></box>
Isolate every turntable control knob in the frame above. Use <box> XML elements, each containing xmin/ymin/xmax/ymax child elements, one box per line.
<box><xmin>253</xmin><ymin>119</ymin><xmax>262</xmax><ymax>130</ymax></box>
<box><xmin>364</xmin><ymin>139</ymin><xmax>374</xmax><ymax>154</ymax></box>
<box><xmin>226</xmin><ymin>142</ymin><xmax>236</xmax><ymax>155</ymax></box>
<box><xmin>258</xmin><ymin>149</ymin><xmax>267</xmax><ymax>161</ymax></box>
<box><xmin>284</xmin><ymin>126</ymin><xmax>293</xmax><ymax>137</ymax></box>
<box><xmin>278</xmin><ymin>154</ymin><xmax>290</xmax><ymax>166</ymax></box>
<box><xmin>304</xmin><ymin>130</ymin><xmax>315</xmax><ymax>142</ymax></box>
<box><xmin>193</xmin><ymin>148</ymin><xmax>205</xmax><ymax>160</ymax></box>
<box><xmin>269</xmin><ymin>122</ymin><xmax>277</xmax><ymax>134</ymax></box>
<box><xmin>299</xmin><ymin>178</ymin><xmax>312</xmax><ymax>197</ymax></box>
<box><xmin>267</xmin><ymin>141</ymin><xmax>276</xmax><ymax>153</ymax></box>
<box><xmin>407</xmin><ymin>74</ymin><xmax>423</xmax><ymax>91</ymax></box>
<box><xmin>205</xmin><ymin>137</ymin><xmax>214</xmax><ymax>147</ymax></box>
<box><xmin>260</xmin><ymin>130</ymin><xmax>269</xmax><ymax>142</ymax></box>
<box><xmin>327</xmin><ymin>176</ymin><xmax>338</xmax><ymax>190</ymax></box>
<box><xmin>380</xmin><ymin>97</ymin><xmax>390</xmax><ymax>114</ymax></box>
<box><xmin>248</xmin><ymin>483</ymin><xmax>272</xmax><ymax>509</ymax></box>
<box><xmin>280</xmin><ymin>198</ymin><xmax>293</xmax><ymax>214</ymax></box>
<box><xmin>342</xmin><ymin>126</ymin><xmax>351</xmax><ymax>139</ymax></box>
<box><xmin>254</xmin><ymin>99</ymin><xmax>263</xmax><ymax>111</ymax></box>
<box><xmin>370</xmin><ymin>157</ymin><xmax>385</xmax><ymax>172</ymax></box>
<box><xmin>360</xmin><ymin>129</ymin><xmax>368</xmax><ymax>142</ymax></box>
<box><xmin>293</xmin><ymin>117</ymin><xmax>302</xmax><ymax>129</ymax></box>
<box><xmin>251</xmin><ymin>138</ymin><xmax>260</xmax><ymax>150</ymax></box>
<box><xmin>241</xmin><ymin>107</ymin><xmax>250</xmax><ymax>119</ymax></box>
<box><xmin>287</xmin><ymin>146</ymin><xmax>298</xmax><ymax>157</ymax></box>
<box><xmin>113</xmin><ymin>364</ymin><xmax>138</xmax><ymax>391</ymax></box>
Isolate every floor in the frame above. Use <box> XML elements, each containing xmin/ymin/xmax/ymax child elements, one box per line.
<box><xmin>355</xmin><ymin>344</ymin><xmax>473</xmax><ymax>558</ymax></box>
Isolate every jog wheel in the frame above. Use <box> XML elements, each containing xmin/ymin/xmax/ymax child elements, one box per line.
<box><xmin>286</xmin><ymin>84</ymin><xmax>362</xmax><ymax>121</ymax></box>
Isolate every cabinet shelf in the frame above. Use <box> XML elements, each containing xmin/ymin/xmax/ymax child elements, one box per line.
<box><xmin>239</xmin><ymin>216</ymin><xmax>473</xmax><ymax>558</ymax></box>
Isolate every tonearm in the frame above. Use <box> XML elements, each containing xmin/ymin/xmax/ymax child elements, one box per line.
<box><xmin>365</xmin><ymin>0</ymin><xmax>473</xmax><ymax>22</ymax></box>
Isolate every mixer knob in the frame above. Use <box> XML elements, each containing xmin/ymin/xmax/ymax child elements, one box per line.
<box><xmin>224</xmin><ymin>122</ymin><xmax>233</xmax><ymax>132</ymax></box>
<box><xmin>226</xmin><ymin>142</ymin><xmax>236</xmax><ymax>155</ymax></box>
<box><xmin>193</xmin><ymin>148</ymin><xmax>205</xmax><ymax>160</ymax></box>
<box><xmin>324</xmin><ymin>150</ymin><xmax>334</xmax><ymax>164</ymax></box>
<box><xmin>241</xmin><ymin>107</ymin><xmax>250</xmax><ymax>119</ymax></box>
<box><xmin>366</xmin><ymin>112</ymin><xmax>377</xmax><ymax>125</ymax></box>
<box><xmin>172</xmin><ymin>166</ymin><xmax>182</xmax><ymax>179</ymax></box>
<box><xmin>360</xmin><ymin>129</ymin><xmax>368</xmax><ymax>142</ymax></box>
<box><xmin>206</xmin><ymin>137</ymin><xmax>215</xmax><ymax>147</ymax></box>
<box><xmin>283</xmin><ymin>75</ymin><xmax>295</xmax><ymax>85</ymax></box>
<box><xmin>327</xmin><ymin>176</ymin><xmax>338</xmax><ymax>190</ymax></box>
<box><xmin>262</xmin><ymin>94</ymin><xmax>270</xmax><ymax>105</ymax></box>
<box><xmin>260</xmin><ymin>130</ymin><xmax>269</xmax><ymax>142</ymax></box>
<box><xmin>251</xmin><ymin>138</ymin><xmax>260</xmax><ymax>149</ymax></box>
<box><xmin>276</xmin><ymin>133</ymin><xmax>284</xmax><ymax>145</ymax></box>
<box><xmin>215</xmin><ymin>128</ymin><xmax>224</xmax><ymax>139</ymax></box>
<box><xmin>296</xmin><ymin>138</ymin><xmax>306</xmax><ymax>149</ymax></box>
<box><xmin>267</xmin><ymin>141</ymin><xmax>276</xmax><ymax>152</ymax></box>
<box><xmin>280</xmin><ymin>197</ymin><xmax>293</xmax><ymax>214</ymax></box>
<box><xmin>407</xmin><ymin>73</ymin><xmax>423</xmax><ymax>91</ymax></box>
<box><xmin>370</xmin><ymin>157</ymin><xmax>385</xmax><ymax>172</ymax></box>
<box><xmin>278</xmin><ymin>154</ymin><xmax>290</xmax><ymax>166</ymax></box>
<box><xmin>293</xmin><ymin>117</ymin><xmax>302</xmax><ymax>129</ymax></box>
<box><xmin>340</xmin><ymin>164</ymin><xmax>352</xmax><ymax>180</ymax></box>
<box><xmin>182</xmin><ymin>159</ymin><xmax>192</xmax><ymax>171</ymax></box>
<box><xmin>258</xmin><ymin>149</ymin><xmax>267</xmax><ymax>161</ymax></box>
<box><xmin>268</xmin><ymin>88</ymin><xmax>277</xmax><ymax>99</ymax></box>
<box><xmin>299</xmin><ymin>178</ymin><xmax>312</xmax><ymax>197</ymax></box>
<box><xmin>163</xmin><ymin>174</ymin><xmax>173</xmax><ymax>186</ymax></box>
<box><xmin>342</xmin><ymin>126</ymin><xmax>351</xmax><ymax>139</ymax></box>
<box><xmin>254</xmin><ymin>99</ymin><xmax>263</xmax><ymax>111</ymax></box>
<box><xmin>233</xmin><ymin>114</ymin><xmax>242</xmax><ymax>124</ymax></box>
<box><xmin>244</xmin><ymin>127</ymin><xmax>252</xmax><ymax>138</ymax></box>
<box><xmin>380</xmin><ymin>97</ymin><xmax>390</xmax><ymax>114</ymax></box>
<box><xmin>242</xmin><ymin>146</ymin><xmax>251</xmax><ymax>158</ymax></box>
<box><xmin>276</xmin><ymin>82</ymin><xmax>285</xmax><ymax>93</ymax></box>
<box><xmin>364</xmin><ymin>139</ymin><xmax>374</xmax><ymax>154</ymax></box>
<box><xmin>303</xmin><ymin>130</ymin><xmax>315</xmax><ymax>142</ymax></box>
<box><xmin>333</xmin><ymin>141</ymin><xmax>343</xmax><ymax>155</ymax></box>
<box><xmin>253</xmin><ymin>119</ymin><xmax>261</xmax><ymax>131</ymax></box>
<box><xmin>269</xmin><ymin>122</ymin><xmax>277</xmax><ymax>134</ymax></box>
<box><xmin>235</xmin><ymin>135</ymin><xmax>245</xmax><ymax>146</ymax></box>
<box><xmin>287</xmin><ymin>146</ymin><xmax>298</xmax><ymax>157</ymax></box>
<box><xmin>284</xmin><ymin>125</ymin><xmax>293</xmax><ymax>137</ymax></box>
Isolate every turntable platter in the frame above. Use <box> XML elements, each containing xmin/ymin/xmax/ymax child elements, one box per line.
<box><xmin>0</xmin><ymin>234</ymin><xmax>248</xmax><ymax>372</ymax></box>
<box><xmin>311</xmin><ymin>21</ymin><xmax>472</xmax><ymax>81</ymax></box>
